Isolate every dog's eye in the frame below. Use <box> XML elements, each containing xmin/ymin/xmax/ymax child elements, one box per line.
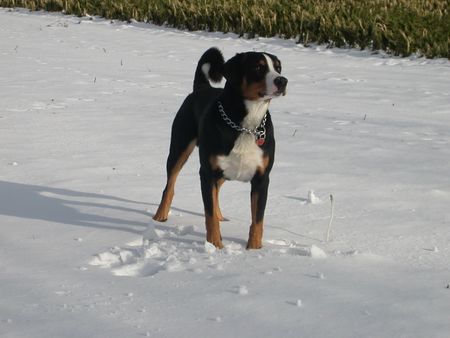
<box><xmin>255</xmin><ymin>65</ymin><xmax>262</xmax><ymax>72</ymax></box>
<box><xmin>275</xmin><ymin>65</ymin><xmax>282</xmax><ymax>73</ymax></box>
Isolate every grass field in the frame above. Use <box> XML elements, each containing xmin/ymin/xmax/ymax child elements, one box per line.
<box><xmin>1</xmin><ymin>0</ymin><xmax>448</xmax><ymax>59</ymax></box>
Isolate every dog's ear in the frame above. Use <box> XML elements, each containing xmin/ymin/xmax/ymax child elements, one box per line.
<box><xmin>223</xmin><ymin>53</ymin><xmax>244</xmax><ymax>87</ymax></box>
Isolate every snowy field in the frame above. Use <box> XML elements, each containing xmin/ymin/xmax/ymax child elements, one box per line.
<box><xmin>1</xmin><ymin>8</ymin><xmax>450</xmax><ymax>338</ymax></box>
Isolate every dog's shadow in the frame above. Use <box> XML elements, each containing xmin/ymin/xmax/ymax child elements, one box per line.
<box><xmin>0</xmin><ymin>180</ymin><xmax>245</xmax><ymax>245</ymax></box>
<box><xmin>0</xmin><ymin>180</ymin><xmax>151</xmax><ymax>234</ymax></box>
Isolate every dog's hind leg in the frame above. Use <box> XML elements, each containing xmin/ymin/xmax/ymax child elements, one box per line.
<box><xmin>153</xmin><ymin>95</ymin><xmax>198</xmax><ymax>222</ymax></box>
<box><xmin>153</xmin><ymin>139</ymin><xmax>196</xmax><ymax>222</ymax></box>
<box><xmin>153</xmin><ymin>136</ymin><xmax>196</xmax><ymax>222</ymax></box>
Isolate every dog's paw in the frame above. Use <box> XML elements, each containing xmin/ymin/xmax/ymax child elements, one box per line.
<box><xmin>207</xmin><ymin>237</ymin><xmax>224</xmax><ymax>249</ymax></box>
<box><xmin>246</xmin><ymin>239</ymin><xmax>262</xmax><ymax>250</ymax></box>
<box><xmin>152</xmin><ymin>213</ymin><xmax>168</xmax><ymax>222</ymax></box>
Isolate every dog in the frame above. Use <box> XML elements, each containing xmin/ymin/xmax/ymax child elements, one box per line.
<box><xmin>153</xmin><ymin>47</ymin><xmax>288</xmax><ymax>249</ymax></box>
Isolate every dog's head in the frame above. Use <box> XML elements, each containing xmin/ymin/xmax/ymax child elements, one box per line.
<box><xmin>223</xmin><ymin>52</ymin><xmax>288</xmax><ymax>101</ymax></box>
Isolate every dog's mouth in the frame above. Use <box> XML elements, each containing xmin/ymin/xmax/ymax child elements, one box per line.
<box><xmin>258</xmin><ymin>90</ymin><xmax>286</xmax><ymax>98</ymax></box>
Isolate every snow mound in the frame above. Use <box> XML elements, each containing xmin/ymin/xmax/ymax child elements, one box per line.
<box><xmin>295</xmin><ymin>190</ymin><xmax>323</xmax><ymax>205</ymax></box>
<box><xmin>306</xmin><ymin>190</ymin><xmax>322</xmax><ymax>204</ymax></box>
<box><xmin>236</xmin><ymin>285</ymin><xmax>249</xmax><ymax>295</ymax></box>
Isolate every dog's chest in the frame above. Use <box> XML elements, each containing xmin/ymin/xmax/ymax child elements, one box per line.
<box><xmin>217</xmin><ymin>100</ymin><xmax>268</xmax><ymax>182</ymax></box>
<box><xmin>218</xmin><ymin>134</ymin><xmax>263</xmax><ymax>182</ymax></box>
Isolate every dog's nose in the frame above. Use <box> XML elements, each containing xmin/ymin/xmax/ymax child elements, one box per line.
<box><xmin>274</xmin><ymin>76</ymin><xmax>288</xmax><ymax>91</ymax></box>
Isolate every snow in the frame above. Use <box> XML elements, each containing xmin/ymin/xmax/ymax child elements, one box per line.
<box><xmin>1</xmin><ymin>8</ymin><xmax>450</xmax><ymax>338</ymax></box>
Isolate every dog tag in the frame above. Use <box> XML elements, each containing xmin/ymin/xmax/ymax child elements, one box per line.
<box><xmin>256</xmin><ymin>138</ymin><xmax>265</xmax><ymax>146</ymax></box>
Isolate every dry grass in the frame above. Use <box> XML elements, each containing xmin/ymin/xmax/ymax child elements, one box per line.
<box><xmin>1</xmin><ymin>0</ymin><xmax>448</xmax><ymax>58</ymax></box>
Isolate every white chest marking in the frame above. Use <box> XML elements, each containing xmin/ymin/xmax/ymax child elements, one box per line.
<box><xmin>217</xmin><ymin>100</ymin><xmax>269</xmax><ymax>182</ymax></box>
<box><xmin>218</xmin><ymin>133</ymin><xmax>263</xmax><ymax>182</ymax></box>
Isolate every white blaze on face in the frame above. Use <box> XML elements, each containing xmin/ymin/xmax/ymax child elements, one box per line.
<box><xmin>263</xmin><ymin>54</ymin><xmax>281</xmax><ymax>97</ymax></box>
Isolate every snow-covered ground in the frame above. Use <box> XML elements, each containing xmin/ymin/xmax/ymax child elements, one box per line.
<box><xmin>1</xmin><ymin>8</ymin><xmax>449</xmax><ymax>338</ymax></box>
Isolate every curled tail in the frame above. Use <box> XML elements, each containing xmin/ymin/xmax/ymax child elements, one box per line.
<box><xmin>193</xmin><ymin>47</ymin><xmax>224</xmax><ymax>92</ymax></box>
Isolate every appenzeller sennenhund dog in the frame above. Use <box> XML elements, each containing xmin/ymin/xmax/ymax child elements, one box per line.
<box><xmin>153</xmin><ymin>47</ymin><xmax>288</xmax><ymax>249</ymax></box>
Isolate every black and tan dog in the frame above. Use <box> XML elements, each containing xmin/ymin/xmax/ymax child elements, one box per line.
<box><xmin>153</xmin><ymin>47</ymin><xmax>288</xmax><ymax>249</ymax></box>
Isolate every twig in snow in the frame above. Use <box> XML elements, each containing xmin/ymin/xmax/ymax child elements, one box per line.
<box><xmin>292</xmin><ymin>129</ymin><xmax>298</xmax><ymax>137</ymax></box>
<box><xmin>326</xmin><ymin>194</ymin><xmax>335</xmax><ymax>242</ymax></box>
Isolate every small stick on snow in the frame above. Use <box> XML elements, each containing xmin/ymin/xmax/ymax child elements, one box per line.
<box><xmin>326</xmin><ymin>194</ymin><xmax>335</xmax><ymax>242</ymax></box>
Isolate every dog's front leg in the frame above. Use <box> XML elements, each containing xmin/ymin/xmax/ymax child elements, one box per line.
<box><xmin>247</xmin><ymin>174</ymin><xmax>270</xmax><ymax>249</ymax></box>
<box><xmin>200</xmin><ymin>167</ymin><xmax>224</xmax><ymax>249</ymax></box>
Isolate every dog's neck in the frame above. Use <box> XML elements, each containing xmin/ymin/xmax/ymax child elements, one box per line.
<box><xmin>242</xmin><ymin>99</ymin><xmax>270</xmax><ymax>129</ymax></box>
<box><xmin>221</xmin><ymin>84</ymin><xmax>270</xmax><ymax>129</ymax></box>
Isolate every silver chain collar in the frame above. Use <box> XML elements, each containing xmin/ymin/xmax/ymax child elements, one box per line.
<box><xmin>217</xmin><ymin>101</ymin><xmax>267</xmax><ymax>141</ymax></box>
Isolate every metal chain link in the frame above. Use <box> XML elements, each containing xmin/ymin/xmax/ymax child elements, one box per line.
<box><xmin>217</xmin><ymin>101</ymin><xmax>267</xmax><ymax>141</ymax></box>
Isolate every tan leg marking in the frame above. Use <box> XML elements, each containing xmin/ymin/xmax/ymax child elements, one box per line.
<box><xmin>206</xmin><ymin>182</ymin><xmax>223</xmax><ymax>248</ymax></box>
<box><xmin>257</xmin><ymin>155</ymin><xmax>270</xmax><ymax>176</ymax></box>
<box><xmin>247</xmin><ymin>192</ymin><xmax>263</xmax><ymax>249</ymax></box>
<box><xmin>214</xmin><ymin>178</ymin><xmax>226</xmax><ymax>221</ymax></box>
<box><xmin>153</xmin><ymin>140</ymin><xmax>196</xmax><ymax>222</ymax></box>
<box><xmin>209</xmin><ymin>156</ymin><xmax>226</xmax><ymax>222</ymax></box>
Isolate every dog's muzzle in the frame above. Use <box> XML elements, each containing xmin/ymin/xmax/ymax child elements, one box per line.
<box><xmin>274</xmin><ymin>76</ymin><xmax>288</xmax><ymax>95</ymax></box>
